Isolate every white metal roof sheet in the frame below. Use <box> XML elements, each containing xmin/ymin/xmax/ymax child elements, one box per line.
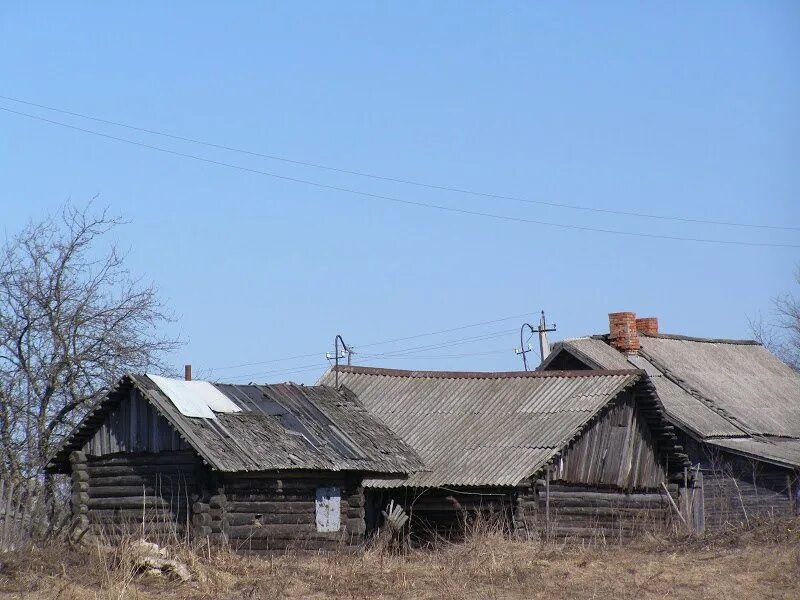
<box><xmin>147</xmin><ymin>374</ymin><xmax>242</xmax><ymax>419</ymax></box>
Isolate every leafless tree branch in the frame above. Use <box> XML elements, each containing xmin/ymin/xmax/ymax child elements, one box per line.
<box><xmin>0</xmin><ymin>201</ymin><xmax>182</xmax><ymax>484</ymax></box>
<box><xmin>750</xmin><ymin>266</ymin><xmax>800</xmax><ymax>371</ymax></box>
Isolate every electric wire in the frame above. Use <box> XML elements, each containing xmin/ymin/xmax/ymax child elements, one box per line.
<box><xmin>1</xmin><ymin>93</ymin><xmax>795</xmax><ymax>232</ymax></box>
<box><xmin>1</xmin><ymin>106</ymin><xmax>797</xmax><ymax>249</ymax></box>
<box><xmin>205</xmin><ymin>312</ymin><xmax>532</xmax><ymax>372</ymax></box>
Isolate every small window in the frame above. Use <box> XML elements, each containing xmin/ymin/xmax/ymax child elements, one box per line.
<box><xmin>315</xmin><ymin>486</ymin><xmax>341</xmax><ymax>532</ymax></box>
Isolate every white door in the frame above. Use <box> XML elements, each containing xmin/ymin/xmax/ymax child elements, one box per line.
<box><xmin>315</xmin><ymin>486</ymin><xmax>341</xmax><ymax>532</ymax></box>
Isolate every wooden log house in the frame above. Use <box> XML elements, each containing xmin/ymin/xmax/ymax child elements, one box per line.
<box><xmin>318</xmin><ymin>366</ymin><xmax>691</xmax><ymax>541</ymax></box>
<box><xmin>47</xmin><ymin>374</ymin><xmax>422</xmax><ymax>552</ymax></box>
<box><xmin>538</xmin><ymin>311</ymin><xmax>800</xmax><ymax>530</ymax></box>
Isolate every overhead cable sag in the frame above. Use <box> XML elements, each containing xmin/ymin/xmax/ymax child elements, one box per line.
<box><xmin>0</xmin><ymin>106</ymin><xmax>797</xmax><ymax>248</ymax></box>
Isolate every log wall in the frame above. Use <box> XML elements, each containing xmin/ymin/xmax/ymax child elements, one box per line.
<box><xmin>369</xmin><ymin>487</ymin><xmax>515</xmax><ymax>541</ymax></box>
<box><xmin>81</xmin><ymin>450</ymin><xmax>202</xmax><ymax>540</ymax></box>
<box><xmin>367</xmin><ymin>482</ymin><xmax>674</xmax><ymax>544</ymax></box>
<box><xmin>686</xmin><ymin>438</ymin><xmax>796</xmax><ymax>529</ymax></box>
<box><xmin>217</xmin><ymin>472</ymin><xmax>366</xmax><ymax>553</ymax></box>
<box><xmin>532</xmin><ymin>482</ymin><xmax>673</xmax><ymax>542</ymax></box>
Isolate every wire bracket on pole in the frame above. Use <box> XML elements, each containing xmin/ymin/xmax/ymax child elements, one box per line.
<box><xmin>327</xmin><ymin>334</ymin><xmax>354</xmax><ymax>387</ymax></box>
<box><xmin>514</xmin><ymin>311</ymin><xmax>557</xmax><ymax>371</ymax></box>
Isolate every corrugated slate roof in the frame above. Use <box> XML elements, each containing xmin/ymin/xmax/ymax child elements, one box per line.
<box><xmin>545</xmin><ymin>337</ymin><xmax>634</xmax><ymax>370</ymax></box>
<box><xmin>48</xmin><ymin>374</ymin><xmax>423</xmax><ymax>474</ymax></box>
<box><xmin>704</xmin><ymin>437</ymin><xmax>800</xmax><ymax>469</ymax></box>
<box><xmin>638</xmin><ymin>336</ymin><xmax>800</xmax><ymax>438</ymax></box>
<box><xmin>317</xmin><ymin>367</ymin><xmax>643</xmax><ymax>488</ymax></box>
<box><xmin>539</xmin><ymin>333</ymin><xmax>800</xmax><ymax>467</ymax></box>
<box><xmin>625</xmin><ymin>354</ymin><xmax>747</xmax><ymax>439</ymax></box>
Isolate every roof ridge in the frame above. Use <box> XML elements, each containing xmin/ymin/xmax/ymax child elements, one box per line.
<box><xmin>588</xmin><ymin>332</ymin><xmax>761</xmax><ymax>345</ymax></box>
<box><xmin>331</xmin><ymin>365</ymin><xmax>642</xmax><ymax>379</ymax></box>
<box><xmin>640</xmin><ymin>332</ymin><xmax>761</xmax><ymax>345</ymax></box>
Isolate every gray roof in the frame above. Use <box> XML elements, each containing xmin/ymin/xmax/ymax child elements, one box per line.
<box><xmin>49</xmin><ymin>374</ymin><xmax>423</xmax><ymax>474</ymax></box>
<box><xmin>317</xmin><ymin>366</ymin><xmax>652</xmax><ymax>488</ymax></box>
<box><xmin>705</xmin><ymin>437</ymin><xmax>800</xmax><ymax>470</ymax></box>
<box><xmin>544</xmin><ymin>337</ymin><xmax>634</xmax><ymax>370</ymax></box>
<box><xmin>540</xmin><ymin>333</ymin><xmax>800</xmax><ymax>467</ymax></box>
<box><xmin>638</xmin><ymin>335</ymin><xmax>800</xmax><ymax>438</ymax></box>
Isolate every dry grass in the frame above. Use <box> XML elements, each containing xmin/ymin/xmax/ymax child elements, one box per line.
<box><xmin>0</xmin><ymin>517</ymin><xmax>798</xmax><ymax>600</ymax></box>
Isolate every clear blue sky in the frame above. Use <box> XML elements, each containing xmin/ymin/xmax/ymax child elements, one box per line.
<box><xmin>1</xmin><ymin>2</ymin><xmax>798</xmax><ymax>383</ymax></box>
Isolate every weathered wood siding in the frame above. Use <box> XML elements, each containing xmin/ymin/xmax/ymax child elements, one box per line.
<box><xmin>84</xmin><ymin>389</ymin><xmax>189</xmax><ymax>456</ymax></box>
<box><xmin>215</xmin><ymin>472</ymin><xmax>366</xmax><ymax>553</ymax></box>
<box><xmin>78</xmin><ymin>450</ymin><xmax>202</xmax><ymax>539</ymax></box>
<box><xmin>685</xmin><ymin>438</ymin><xmax>796</xmax><ymax>529</ymax></box>
<box><xmin>553</xmin><ymin>394</ymin><xmax>666</xmax><ymax>490</ymax></box>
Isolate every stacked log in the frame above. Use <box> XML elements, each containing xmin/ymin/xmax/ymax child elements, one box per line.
<box><xmin>221</xmin><ymin>474</ymin><xmax>365</xmax><ymax>553</ymax></box>
<box><xmin>83</xmin><ymin>451</ymin><xmax>198</xmax><ymax>540</ymax></box>
<box><xmin>536</xmin><ymin>483</ymin><xmax>670</xmax><ymax>541</ymax></box>
<box><xmin>69</xmin><ymin>451</ymin><xmax>90</xmax><ymax>541</ymax></box>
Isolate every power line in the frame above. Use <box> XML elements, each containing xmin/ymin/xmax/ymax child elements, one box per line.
<box><xmin>205</xmin><ymin>312</ymin><xmax>531</xmax><ymax>372</ymax></box>
<box><xmin>360</xmin><ymin>329</ymin><xmax>519</xmax><ymax>358</ymax></box>
<box><xmin>1</xmin><ymin>93</ymin><xmax>795</xmax><ymax>232</ymax></box>
<box><xmin>1</xmin><ymin>106</ymin><xmax>798</xmax><ymax>249</ymax></box>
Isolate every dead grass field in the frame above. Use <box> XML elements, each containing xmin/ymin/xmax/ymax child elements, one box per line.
<box><xmin>0</xmin><ymin>518</ymin><xmax>798</xmax><ymax>600</ymax></box>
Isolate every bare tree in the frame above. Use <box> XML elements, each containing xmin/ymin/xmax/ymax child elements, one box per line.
<box><xmin>0</xmin><ymin>203</ymin><xmax>181</xmax><ymax>484</ymax></box>
<box><xmin>750</xmin><ymin>266</ymin><xmax>800</xmax><ymax>371</ymax></box>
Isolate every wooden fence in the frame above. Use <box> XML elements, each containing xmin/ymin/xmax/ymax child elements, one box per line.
<box><xmin>0</xmin><ymin>479</ymin><xmax>67</xmax><ymax>552</ymax></box>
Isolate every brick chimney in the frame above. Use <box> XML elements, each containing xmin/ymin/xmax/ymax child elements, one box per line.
<box><xmin>184</xmin><ymin>364</ymin><xmax>192</xmax><ymax>381</ymax></box>
<box><xmin>636</xmin><ymin>317</ymin><xmax>658</xmax><ymax>336</ymax></box>
<box><xmin>608</xmin><ymin>312</ymin><xmax>640</xmax><ymax>353</ymax></box>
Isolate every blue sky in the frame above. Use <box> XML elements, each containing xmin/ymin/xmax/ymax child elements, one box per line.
<box><xmin>1</xmin><ymin>2</ymin><xmax>798</xmax><ymax>383</ymax></box>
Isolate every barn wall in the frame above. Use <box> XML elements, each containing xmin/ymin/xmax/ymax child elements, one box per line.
<box><xmin>685</xmin><ymin>438</ymin><xmax>796</xmax><ymax>529</ymax></box>
<box><xmin>553</xmin><ymin>393</ymin><xmax>666</xmax><ymax>490</ymax></box>
<box><xmin>367</xmin><ymin>487</ymin><xmax>516</xmax><ymax>541</ymax></box>
<box><xmin>215</xmin><ymin>472</ymin><xmax>366</xmax><ymax>553</ymax></box>
<box><xmin>74</xmin><ymin>450</ymin><xmax>203</xmax><ymax>539</ymax></box>
<box><xmin>84</xmin><ymin>388</ymin><xmax>189</xmax><ymax>456</ymax></box>
<box><xmin>531</xmin><ymin>482</ymin><xmax>672</xmax><ymax>541</ymax></box>
<box><xmin>365</xmin><ymin>482</ymin><xmax>673</xmax><ymax>543</ymax></box>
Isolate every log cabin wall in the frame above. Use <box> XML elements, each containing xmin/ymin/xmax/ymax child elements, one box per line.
<box><xmin>365</xmin><ymin>487</ymin><xmax>519</xmax><ymax>542</ymax></box>
<box><xmin>77</xmin><ymin>386</ymin><xmax>201</xmax><ymax>539</ymax></box>
<box><xmin>552</xmin><ymin>392</ymin><xmax>667</xmax><ymax>490</ymax></box>
<box><xmin>533</xmin><ymin>482</ymin><xmax>672</xmax><ymax>541</ymax></box>
<box><xmin>685</xmin><ymin>438</ymin><xmax>796</xmax><ymax>529</ymax></box>
<box><xmin>80</xmin><ymin>450</ymin><xmax>203</xmax><ymax>540</ymax></box>
<box><xmin>217</xmin><ymin>472</ymin><xmax>366</xmax><ymax>553</ymax></box>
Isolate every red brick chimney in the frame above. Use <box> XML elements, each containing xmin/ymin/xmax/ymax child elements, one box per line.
<box><xmin>636</xmin><ymin>317</ymin><xmax>658</xmax><ymax>336</ymax></box>
<box><xmin>184</xmin><ymin>364</ymin><xmax>192</xmax><ymax>381</ymax></box>
<box><xmin>608</xmin><ymin>312</ymin><xmax>640</xmax><ymax>353</ymax></box>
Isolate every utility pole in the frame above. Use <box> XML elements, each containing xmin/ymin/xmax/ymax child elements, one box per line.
<box><xmin>326</xmin><ymin>334</ymin><xmax>354</xmax><ymax>387</ymax></box>
<box><xmin>515</xmin><ymin>311</ymin><xmax>557</xmax><ymax>371</ymax></box>
<box><xmin>537</xmin><ymin>310</ymin><xmax>556</xmax><ymax>363</ymax></box>
<box><xmin>515</xmin><ymin>323</ymin><xmax>536</xmax><ymax>372</ymax></box>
